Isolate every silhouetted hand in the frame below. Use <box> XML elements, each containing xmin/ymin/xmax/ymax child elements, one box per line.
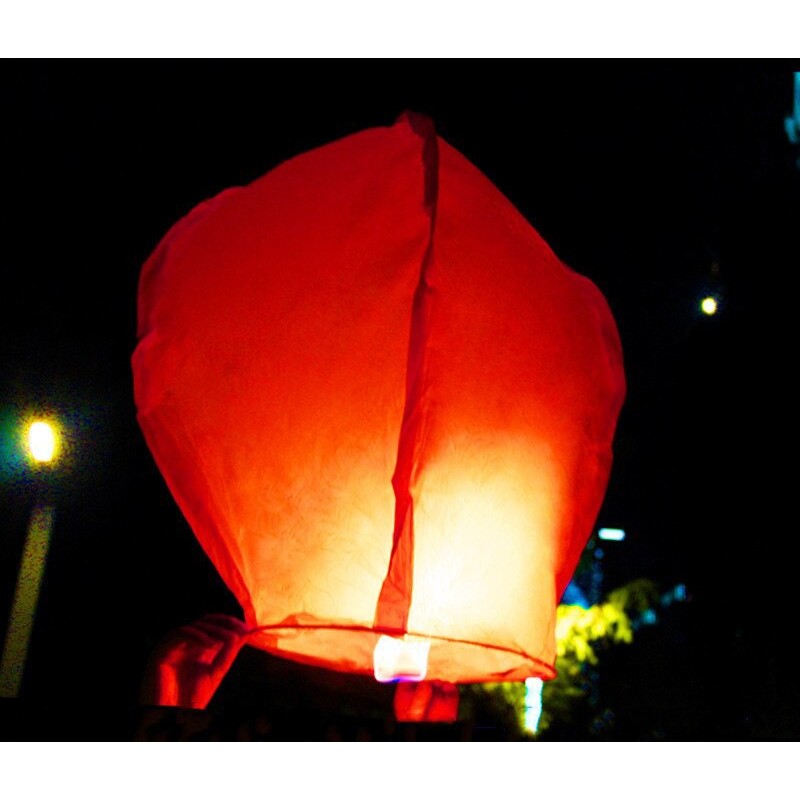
<box><xmin>140</xmin><ymin>614</ymin><xmax>251</xmax><ymax>709</ymax></box>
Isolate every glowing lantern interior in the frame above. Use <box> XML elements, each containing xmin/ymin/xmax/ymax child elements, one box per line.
<box><xmin>373</xmin><ymin>635</ymin><xmax>431</xmax><ymax>683</ymax></box>
<box><xmin>133</xmin><ymin>113</ymin><xmax>625</xmax><ymax>684</ymax></box>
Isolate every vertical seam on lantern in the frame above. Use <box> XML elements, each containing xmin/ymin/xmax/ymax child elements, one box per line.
<box><xmin>374</xmin><ymin>113</ymin><xmax>440</xmax><ymax>634</ymax></box>
<box><xmin>408</xmin><ymin>112</ymin><xmax>440</xmax><ymax>487</ymax></box>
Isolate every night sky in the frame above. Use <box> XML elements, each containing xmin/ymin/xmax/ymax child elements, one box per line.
<box><xmin>1</xmin><ymin>61</ymin><xmax>798</xmax><ymax>740</ymax></box>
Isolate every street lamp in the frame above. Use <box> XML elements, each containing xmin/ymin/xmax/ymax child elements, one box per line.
<box><xmin>700</xmin><ymin>296</ymin><xmax>718</xmax><ymax>316</ymax></box>
<box><xmin>0</xmin><ymin>418</ymin><xmax>61</xmax><ymax>698</ymax></box>
<box><xmin>27</xmin><ymin>420</ymin><xmax>58</xmax><ymax>463</ymax></box>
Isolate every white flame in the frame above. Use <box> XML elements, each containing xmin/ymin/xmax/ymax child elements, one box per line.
<box><xmin>373</xmin><ymin>635</ymin><xmax>430</xmax><ymax>683</ymax></box>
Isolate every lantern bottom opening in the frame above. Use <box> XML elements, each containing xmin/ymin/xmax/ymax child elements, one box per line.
<box><xmin>248</xmin><ymin>622</ymin><xmax>556</xmax><ymax>683</ymax></box>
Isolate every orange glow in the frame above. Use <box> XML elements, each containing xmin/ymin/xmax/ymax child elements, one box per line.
<box><xmin>133</xmin><ymin>113</ymin><xmax>625</xmax><ymax>687</ymax></box>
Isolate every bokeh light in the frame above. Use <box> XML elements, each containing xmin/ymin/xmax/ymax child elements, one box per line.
<box><xmin>27</xmin><ymin>421</ymin><xmax>57</xmax><ymax>463</ymax></box>
<box><xmin>700</xmin><ymin>296</ymin><xmax>718</xmax><ymax>316</ymax></box>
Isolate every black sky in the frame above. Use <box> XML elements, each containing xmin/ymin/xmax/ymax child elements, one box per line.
<box><xmin>0</xmin><ymin>61</ymin><xmax>798</xmax><ymax>739</ymax></box>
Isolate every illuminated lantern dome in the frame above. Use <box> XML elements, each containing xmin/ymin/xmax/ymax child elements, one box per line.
<box><xmin>133</xmin><ymin>113</ymin><xmax>625</xmax><ymax>686</ymax></box>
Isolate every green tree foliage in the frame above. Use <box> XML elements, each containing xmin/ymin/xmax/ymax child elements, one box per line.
<box><xmin>460</xmin><ymin>579</ymin><xmax>660</xmax><ymax>738</ymax></box>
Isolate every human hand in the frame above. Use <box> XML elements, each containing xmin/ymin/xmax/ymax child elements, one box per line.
<box><xmin>140</xmin><ymin>613</ymin><xmax>251</xmax><ymax>709</ymax></box>
<box><xmin>394</xmin><ymin>680</ymin><xmax>459</xmax><ymax>723</ymax></box>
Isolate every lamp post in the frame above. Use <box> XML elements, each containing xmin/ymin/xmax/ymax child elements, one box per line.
<box><xmin>0</xmin><ymin>419</ymin><xmax>60</xmax><ymax>698</ymax></box>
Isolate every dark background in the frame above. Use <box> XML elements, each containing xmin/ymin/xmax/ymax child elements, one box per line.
<box><xmin>0</xmin><ymin>61</ymin><xmax>797</xmax><ymax>740</ymax></box>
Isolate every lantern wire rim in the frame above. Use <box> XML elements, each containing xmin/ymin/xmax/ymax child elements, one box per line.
<box><xmin>246</xmin><ymin>620</ymin><xmax>557</xmax><ymax>682</ymax></box>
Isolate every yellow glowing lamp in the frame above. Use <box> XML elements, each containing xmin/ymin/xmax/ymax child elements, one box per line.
<box><xmin>27</xmin><ymin>421</ymin><xmax>57</xmax><ymax>463</ymax></box>
<box><xmin>701</xmin><ymin>296</ymin><xmax>718</xmax><ymax>316</ymax></box>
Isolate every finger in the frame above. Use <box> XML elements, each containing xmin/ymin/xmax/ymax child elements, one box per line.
<box><xmin>155</xmin><ymin>628</ymin><xmax>216</xmax><ymax>662</ymax></box>
<box><xmin>159</xmin><ymin>639</ymin><xmax>216</xmax><ymax>670</ymax></box>
<box><xmin>176</xmin><ymin>625</ymin><xmax>219</xmax><ymax>650</ymax></box>
<box><xmin>196</xmin><ymin>614</ymin><xmax>251</xmax><ymax>635</ymax></box>
<box><xmin>192</xmin><ymin>618</ymin><xmax>249</xmax><ymax>644</ymax></box>
<box><xmin>209</xmin><ymin>631</ymin><xmax>246</xmax><ymax>676</ymax></box>
<box><xmin>191</xmin><ymin>621</ymin><xmax>242</xmax><ymax>645</ymax></box>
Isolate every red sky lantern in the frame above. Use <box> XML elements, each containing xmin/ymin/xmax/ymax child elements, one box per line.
<box><xmin>133</xmin><ymin>113</ymin><xmax>625</xmax><ymax>715</ymax></box>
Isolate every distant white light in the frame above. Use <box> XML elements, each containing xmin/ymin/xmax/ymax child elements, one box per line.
<box><xmin>598</xmin><ymin>527</ymin><xmax>625</xmax><ymax>542</ymax></box>
<box><xmin>373</xmin><ymin>636</ymin><xmax>430</xmax><ymax>683</ymax></box>
<box><xmin>524</xmin><ymin>677</ymin><xmax>544</xmax><ymax>733</ymax></box>
<box><xmin>701</xmin><ymin>296</ymin><xmax>718</xmax><ymax>316</ymax></box>
<box><xmin>27</xmin><ymin>421</ymin><xmax>57</xmax><ymax>463</ymax></box>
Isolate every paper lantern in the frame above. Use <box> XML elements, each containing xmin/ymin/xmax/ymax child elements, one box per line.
<box><xmin>133</xmin><ymin>113</ymin><xmax>625</xmax><ymax>687</ymax></box>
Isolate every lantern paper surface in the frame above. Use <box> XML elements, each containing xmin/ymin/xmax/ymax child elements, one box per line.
<box><xmin>133</xmin><ymin>113</ymin><xmax>625</xmax><ymax>684</ymax></box>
